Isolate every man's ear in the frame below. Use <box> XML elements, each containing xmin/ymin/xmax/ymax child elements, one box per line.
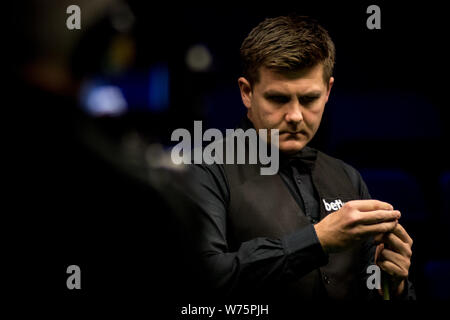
<box><xmin>238</xmin><ymin>77</ymin><xmax>252</xmax><ymax>109</ymax></box>
<box><xmin>325</xmin><ymin>77</ymin><xmax>334</xmax><ymax>103</ymax></box>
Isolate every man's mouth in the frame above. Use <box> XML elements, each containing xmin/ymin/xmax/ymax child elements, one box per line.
<box><xmin>279</xmin><ymin>131</ymin><xmax>308</xmax><ymax>141</ymax></box>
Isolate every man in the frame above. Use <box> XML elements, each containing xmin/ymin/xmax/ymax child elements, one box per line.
<box><xmin>189</xmin><ymin>15</ymin><xmax>415</xmax><ymax>301</ymax></box>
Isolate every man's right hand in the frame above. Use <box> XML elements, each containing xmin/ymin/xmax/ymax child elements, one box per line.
<box><xmin>314</xmin><ymin>200</ymin><xmax>400</xmax><ymax>253</ymax></box>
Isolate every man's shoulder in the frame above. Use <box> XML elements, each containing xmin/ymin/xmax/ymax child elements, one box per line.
<box><xmin>313</xmin><ymin>148</ymin><xmax>368</xmax><ymax>197</ymax></box>
<box><xmin>314</xmin><ymin>148</ymin><xmax>360</xmax><ymax>176</ymax></box>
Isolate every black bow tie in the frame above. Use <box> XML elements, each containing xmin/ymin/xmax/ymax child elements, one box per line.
<box><xmin>281</xmin><ymin>147</ymin><xmax>317</xmax><ymax>172</ymax></box>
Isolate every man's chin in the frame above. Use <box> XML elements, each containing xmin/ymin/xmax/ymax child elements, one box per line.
<box><xmin>279</xmin><ymin>141</ymin><xmax>307</xmax><ymax>155</ymax></box>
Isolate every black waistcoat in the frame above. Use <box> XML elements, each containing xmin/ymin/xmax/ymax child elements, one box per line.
<box><xmin>223</xmin><ymin>148</ymin><xmax>365</xmax><ymax>300</ymax></box>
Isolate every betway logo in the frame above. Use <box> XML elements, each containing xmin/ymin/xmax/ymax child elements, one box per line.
<box><xmin>322</xmin><ymin>199</ymin><xmax>345</xmax><ymax>212</ymax></box>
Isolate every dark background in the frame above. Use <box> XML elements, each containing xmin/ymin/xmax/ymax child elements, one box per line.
<box><xmin>7</xmin><ymin>0</ymin><xmax>450</xmax><ymax>311</ymax></box>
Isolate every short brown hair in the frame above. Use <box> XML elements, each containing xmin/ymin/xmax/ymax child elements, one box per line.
<box><xmin>240</xmin><ymin>15</ymin><xmax>335</xmax><ymax>86</ymax></box>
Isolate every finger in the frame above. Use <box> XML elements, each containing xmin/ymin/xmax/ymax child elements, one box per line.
<box><xmin>357</xmin><ymin>220</ymin><xmax>398</xmax><ymax>236</ymax></box>
<box><xmin>375</xmin><ymin>243</ymin><xmax>384</xmax><ymax>263</ymax></box>
<box><xmin>378</xmin><ymin>258</ymin><xmax>409</xmax><ymax>279</ymax></box>
<box><xmin>383</xmin><ymin>232</ymin><xmax>412</xmax><ymax>258</ymax></box>
<box><xmin>379</xmin><ymin>248</ymin><xmax>411</xmax><ymax>271</ymax></box>
<box><xmin>359</xmin><ymin>210</ymin><xmax>401</xmax><ymax>225</ymax></box>
<box><xmin>347</xmin><ymin>200</ymin><xmax>394</xmax><ymax>212</ymax></box>
<box><xmin>373</xmin><ymin>233</ymin><xmax>384</xmax><ymax>243</ymax></box>
<box><xmin>391</xmin><ymin>223</ymin><xmax>413</xmax><ymax>246</ymax></box>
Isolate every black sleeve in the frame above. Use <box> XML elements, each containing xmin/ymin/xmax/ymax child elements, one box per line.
<box><xmin>188</xmin><ymin>164</ymin><xmax>328</xmax><ymax>296</ymax></box>
<box><xmin>340</xmin><ymin>161</ymin><xmax>416</xmax><ymax>300</ymax></box>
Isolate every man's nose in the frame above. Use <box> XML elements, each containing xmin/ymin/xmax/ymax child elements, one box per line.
<box><xmin>284</xmin><ymin>103</ymin><xmax>303</xmax><ymax>124</ymax></box>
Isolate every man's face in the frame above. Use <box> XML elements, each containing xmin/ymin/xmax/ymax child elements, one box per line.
<box><xmin>238</xmin><ymin>64</ymin><xmax>334</xmax><ymax>155</ymax></box>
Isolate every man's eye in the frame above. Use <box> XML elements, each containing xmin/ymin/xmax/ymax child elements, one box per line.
<box><xmin>268</xmin><ymin>96</ymin><xmax>290</xmax><ymax>104</ymax></box>
<box><xmin>299</xmin><ymin>96</ymin><xmax>319</xmax><ymax>105</ymax></box>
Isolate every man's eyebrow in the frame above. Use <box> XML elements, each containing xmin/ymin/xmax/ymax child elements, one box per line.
<box><xmin>299</xmin><ymin>91</ymin><xmax>322</xmax><ymax>97</ymax></box>
<box><xmin>263</xmin><ymin>90</ymin><xmax>290</xmax><ymax>97</ymax></box>
<box><xmin>263</xmin><ymin>90</ymin><xmax>322</xmax><ymax>97</ymax></box>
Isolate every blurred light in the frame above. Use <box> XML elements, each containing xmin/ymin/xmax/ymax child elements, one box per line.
<box><xmin>185</xmin><ymin>44</ymin><xmax>212</xmax><ymax>72</ymax></box>
<box><xmin>148</xmin><ymin>63</ymin><xmax>169</xmax><ymax>112</ymax></box>
<box><xmin>107</xmin><ymin>35</ymin><xmax>136</xmax><ymax>74</ymax></box>
<box><xmin>146</xmin><ymin>144</ymin><xmax>186</xmax><ymax>171</ymax></box>
<box><xmin>81</xmin><ymin>83</ymin><xmax>128</xmax><ymax>117</ymax></box>
<box><xmin>79</xmin><ymin>63</ymin><xmax>169</xmax><ymax>115</ymax></box>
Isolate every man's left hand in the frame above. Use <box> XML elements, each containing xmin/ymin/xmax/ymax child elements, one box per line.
<box><xmin>375</xmin><ymin>223</ymin><xmax>413</xmax><ymax>297</ymax></box>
